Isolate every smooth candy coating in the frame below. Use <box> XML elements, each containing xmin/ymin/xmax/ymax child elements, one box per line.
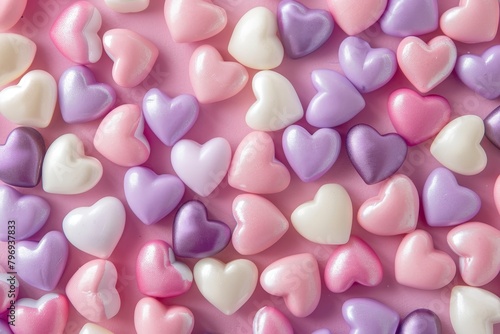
<box><xmin>134</xmin><ymin>297</ymin><xmax>194</xmax><ymax>334</ymax></box>
<box><xmin>485</xmin><ymin>106</ymin><xmax>500</xmax><ymax>149</ymax></box>
<box><xmin>0</xmin><ymin>0</ymin><xmax>27</xmax><ymax>31</ymax></box>
<box><xmin>79</xmin><ymin>323</ymin><xmax>113</xmax><ymax>334</ymax></box>
<box><xmin>342</xmin><ymin>298</ymin><xmax>399</xmax><ymax>334</ymax></box>
<box><xmin>0</xmin><ymin>267</ymin><xmax>19</xmax><ymax>313</ymax></box>
<box><xmin>253</xmin><ymin>306</ymin><xmax>294</xmax><ymax>334</ymax></box>
<box><xmin>105</xmin><ymin>0</ymin><xmax>149</xmax><ymax>13</ymax></box>
<box><xmin>0</xmin><ymin>33</ymin><xmax>36</xmax><ymax>86</ymax></box>
<box><xmin>398</xmin><ymin>309</ymin><xmax>442</xmax><ymax>334</ymax></box>
<box><xmin>380</xmin><ymin>0</ymin><xmax>439</xmax><ymax>37</ymax></box>
<box><xmin>326</xmin><ymin>0</ymin><xmax>387</xmax><ymax>35</ymax></box>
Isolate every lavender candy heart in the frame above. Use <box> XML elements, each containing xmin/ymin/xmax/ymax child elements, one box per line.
<box><xmin>346</xmin><ymin>124</ymin><xmax>407</xmax><ymax>185</ymax></box>
<box><xmin>282</xmin><ymin>125</ymin><xmax>341</xmax><ymax>182</ymax></box>
<box><xmin>124</xmin><ymin>166</ymin><xmax>185</xmax><ymax>225</ymax></box>
<box><xmin>0</xmin><ymin>185</ymin><xmax>50</xmax><ymax>242</ymax></box>
<box><xmin>343</xmin><ymin>298</ymin><xmax>400</xmax><ymax>334</ymax></box>
<box><xmin>59</xmin><ymin>65</ymin><xmax>116</xmax><ymax>123</ymax></box>
<box><xmin>397</xmin><ymin>309</ymin><xmax>442</xmax><ymax>334</ymax></box>
<box><xmin>339</xmin><ymin>36</ymin><xmax>397</xmax><ymax>93</ymax></box>
<box><xmin>306</xmin><ymin>69</ymin><xmax>365</xmax><ymax>128</ymax></box>
<box><xmin>379</xmin><ymin>0</ymin><xmax>439</xmax><ymax>37</ymax></box>
<box><xmin>422</xmin><ymin>167</ymin><xmax>481</xmax><ymax>227</ymax></box>
<box><xmin>0</xmin><ymin>127</ymin><xmax>45</xmax><ymax>188</ymax></box>
<box><xmin>173</xmin><ymin>200</ymin><xmax>231</xmax><ymax>258</ymax></box>
<box><xmin>485</xmin><ymin>105</ymin><xmax>500</xmax><ymax>149</ymax></box>
<box><xmin>17</xmin><ymin>231</ymin><xmax>69</xmax><ymax>291</ymax></box>
<box><xmin>456</xmin><ymin>45</ymin><xmax>500</xmax><ymax>100</ymax></box>
<box><xmin>143</xmin><ymin>88</ymin><xmax>199</xmax><ymax>146</ymax></box>
<box><xmin>277</xmin><ymin>0</ymin><xmax>334</xmax><ymax>59</ymax></box>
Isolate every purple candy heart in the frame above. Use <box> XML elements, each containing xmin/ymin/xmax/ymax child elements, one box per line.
<box><xmin>0</xmin><ymin>127</ymin><xmax>45</xmax><ymax>188</ymax></box>
<box><xmin>143</xmin><ymin>88</ymin><xmax>199</xmax><ymax>146</ymax></box>
<box><xmin>17</xmin><ymin>231</ymin><xmax>68</xmax><ymax>291</ymax></box>
<box><xmin>455</xmin><ymin>45</ymin><xmax>500</xmax><ymax>100</ymax></box>
<box><xmin>346</xmin><ymin>124</ymin><xmax>408</xmax><ymax>185</ymax></box>
<box><xmin>282</xmin><ymin>125</ymin><xmax>341</xmax><ymax>182</ymax></box>
<box><xmin>339</xmin><ymin>36</ymin><xmax>397</xmax><ymax>93</ymax></box>
<box><xmin>379</xmin><ymin>0</ymin><xmax>439</xmax><ymax>37</ymax></box>
<box><xmin>343</xmin><ymin>298</ymin><xmax>400</xmax><ymax>334</ymax></box>
<box><xmin>59</xmin><ymin>65</ymin><xmax>116</xmax><ymax>123</ymax></box>
<box><xmin>422</xmin><ymin>167</ymin><xmax>481</xmax><ymax>227</ymax></box>
<box><xmin>124</xmin><ymin>166</ymin><xmax>185</xmax><ymax>225</ymax></box>
<box><xmin>485</xmin><ymin>105</ymin><xmax>500</xmax><ymax>149</ymax></box>
<box><xmin>0</xmin><ymin>185</ymin><xmax>50</xmax><ymax>242</ymax></box>
<box><xmin>277</xmin><ymin>0</ymin><xmax>334</xmax><ymax>59</ymax></box>
<box><xmin>173</xmin><ymin>200</ymin><xmax>231</xmax><ymax>258</ymax></box>
<box><xmin>306</xmin><ymin>69</ymin><xmax>365</xmax><ymax>128</ymax></box>
<box><xmin>397</xmin><ymin>309</ymin><xmax>442</xmax><ymax>334</ymax></box>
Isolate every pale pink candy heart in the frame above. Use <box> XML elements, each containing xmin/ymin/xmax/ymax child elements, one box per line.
<box><xmin>395</xmin><ymin>230</ymin><xmax>456</xmax><ymax>290</ymax></box>
<box><xmin>440</xmin><ymin>0</ymin><xmax>499</xmax><ymax>43</ymax></box>
<box><xmin>397</xmin><ymin>35</ymin><xmax>457</xmax><ymax>93</ymax></box>
<box><xmin>260</xmin><ymin>253</ymin><xmax>321</xmax><ymax>318</ymax></box>
<box><xmin>0</xmin><ymin>267</ymin><xmax>18</xmax><ymax>314</ymax></box>
<box><xmin>327</xmin><ymin>0</ymin><xmax>387</xmax><ymax>35</ymax></box>
<box><xmin>494</xmin><ymin>175</ymin><xmax>500</xmax><ymax>215</ymax></box>
<box><xmin>189</xmin><ymin>44</ymin><xmax>248</xmax><ymax>104</ymax></box>
<box><xmin>134</xmin><ymin>297</ymin><xmax>194</xmax><ymax>334</ymax></box>
<box><xmin>253</xmin><ymin>306</ymin><xmax>294</xmax><ymax>334</ymax></box>
<box><xmin>357</xmin><ymin>174</ymin><xmax>419</xmax><ymax>236</ymax></box>
<box><xmin>232</xmin><ymin>194</ymin><xmax>289</xmax><ymax>255</ymax></box>
<box><xmin>448</xmin><ymin>222</ymin><xmax>500</xmax><ymax>287</ymax></box>
<box><xmin>0</xmin><ymin>0</ymin><xmax>27</xmax><ymax>31</ymax></box>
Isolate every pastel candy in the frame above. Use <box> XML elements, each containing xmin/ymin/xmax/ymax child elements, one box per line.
<box><xmin>79</xmin><ymin>323</ymin><xmax>114</xmax><ymax>334</ymax></box>
<box><xmin>398</xmin><ymin>309</ymin><xmax>442</xmax><ymax>334</ymax></box>
<box><xmin>342</xmin><ymin>298</ymin><xmax>399</xmax><ymax>334</ymax></box>
<box><xmin>105</xmin><ymin>0</ymin><xmax>149</xmax><ymax>13</ymax></box>
<box><xmin>0</xmin><ymin>33</ymin><xmax>36</xmax><ymax>86</ymax></box>
<box><xmin>380</xmin><ymin>0</ymin><xmax>439</xmax><ymax>37</ymax></box>
<box><xmin>485</xmin><ymin>106</ymin><xmax>500</xmax><ymax>149</ymax></box>
<box><xmin>327</xmin><ymin>0</ymin><xmax>387</xmax><ymax>35</ymax></box>
<box><xmin>134</xmin><ymin>297</ymin><xmax>194</xmax><ymax>334</ymax></box>
<box><xmin>0</xmin><ymin>0</ymin><xmax>27</xmax><ymax>31</ymax></box>
<box><xmin>253</xmin><ymin>306</ymin><xmax>294</xmax><ymax>334</ymax></box>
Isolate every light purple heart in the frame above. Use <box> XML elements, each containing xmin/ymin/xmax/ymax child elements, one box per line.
<box><xmin>485</xmin><ymin>105</ymin><xmax>500</xmax><ymax>149</ymax></box>
<box><xmin>17</xmin><ymin>231</ymin><xmax>68</xmax><ymax>291</ymax></box>
<box><xmin>397</xmin><ymin>309</ymin><xmax>442</xmax><ymax>334</ymax></box>
<box><xmin>59</xmin><ymin>65</ymin><xmax>116</xmax><ymax>123</ymax></box>
<box><xmin>379</xmin><ymin>0</ymin><xmax>439</xmax><ymax>37</ymax></box>
<box><xmin>0</xmin><ymin>185</ymin><xmax>50</xmax><ymax>242</ymax></box>
<box><xmin>456</xmin><ymin>45</ymin><xmax>500</xmax><ymax>100</ymax></box>
<box><xmin>343</xmin><ymin>298</ymin><xmax>400</xmax><ymax>334</ymax></box>
<box><xmin>277</xmin><ymin>0</ymin><xmax>334</xmax><ymax>59</ymax></box>
<box><xmin>124</xmin><ymin>166</ymin><xmax>185</xmax><ymax>225</ymax></box>
<box><xmin>306</xmin><ymin>69</ymin><xmax>365</xmax><ymax>128</ymax></box>
<box><xmin>422</xmin><ymin>167</ymin><xmax>481</xmax><ymax>227</ymax></box>
<box><xmin>339</xmin><ymin>36</ymin><xmax>397</xmax><ymax>93</ymax></box>
<box><xmin>282</xmin><ymin>125</ymin><xmax>341</xmax><ymax>182</ymax></box>
<box><xmin>346</xmin><ymin>124</ymin><xmax>407</xmax><ymax>185</ymax></box>
<box><xmin>143</xmin><ymin>88</ymin><xmax>199</xmax><ymax>146</ymax></box>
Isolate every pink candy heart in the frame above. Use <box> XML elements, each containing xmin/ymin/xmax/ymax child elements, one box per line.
<box><xmin>134</xmin><ymin>297</ymin><xmax>194</xmax><ymax>334</ymax></box>
<box><xmin>327</xmin><ymin>0</ymin><xmax>387</xmax><ymax>35</ymax></box>
<box><xmin>0</xmin><ymin>0</ymin><xmax>27</xmax><ymax>31</ymax></box>
<box><xmin>253</xmin><ymin>306</ymin><xmax>294</xmax><ymax>334</ymax></box>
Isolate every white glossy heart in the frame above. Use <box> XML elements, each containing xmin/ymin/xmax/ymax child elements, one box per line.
<box><xmin>0</xmin><ymin>33</ymin><xmax>36</xmax><ymax>86</ymax></box>
<box><xmin>104</xmin><ymin>0</ymin><xmax>149</xmax><ymax>13</ymax></box>
<box><xmin>79</xmin><ymin>323</ymin><xmax>113</xmax><ymax>334</ymax></box>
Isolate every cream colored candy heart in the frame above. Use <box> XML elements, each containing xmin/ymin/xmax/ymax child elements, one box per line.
<box><xmin>246</xmin><ymin>70</ymin><xmax>303</xmax><ymax>131</ymax></box>
<box><xmin>430</xmin><ymin>115</ymin><xmax>487</xmax><ymax>175</ymax></box>
<box><xmin>0</xmin><ymin>33</ymin><xmax>36</xmax><ymax>86</ymax></box>
<box><xmin>0</xmin><ymin>70</ymin><xmax>56</xmax><ymax>128</ymax></box>
<box><xmin>291</xmin><ymin>183</ymin><xmax>352</xmax><ymax>245</ymax></box>
<box><xmin>104</xmin><ymin>0</ymin><xmax>149</xmax><ymax>13</ymax></box>
<box><xmin>79</xmin><ymin>323</ymin><xmax>113</xmax><ymax>334</ymax></box>
<box><xmin>194</xmin><ymin>258</ymin><xmax>258</xmax><ymax>315</ymax></box>
<box><xmin>228</xmin><ymin>7</ymin><xmax>284</xmax><ymax>70</ymax></box>
<box><xmin>42</xmin><ymin>133</ymin><xmax>103</xmax><ymax>194</ymax></box>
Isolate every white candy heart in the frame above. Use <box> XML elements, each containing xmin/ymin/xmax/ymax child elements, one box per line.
<box><xmin>291</xmin><ymin>183</ymin><xmax>352</xmax><ymax>244</ymax></box>
<box><xmin>63</xmin><ymin>197</ymin><xmax>126</xmax><ymax>259</ymax></box>
<box><xmin>430</xmin><ymin>115</ymin><xmax>487</xmax><ymax>175</ymax></box>
<box><xmin>0</xmin><ymin>33</ymin><xmax>36</xmax><ymax>86</ymax></box>
<box><xmin>193</xmin><ymin>258</ymin><xmax>258</xmax><ymax>315</ymax></box>
<box><xmin>104</xmin><ymin>0</ymin><xmax>149</xmax><ymax>13</ymax></box>
<box><xmin>246</xmin><ymin>71</ymin><xmax>303</xmax><ymax>131</ymax></box>
<box><xmin>79</xmin><ymin>323</ymin><xmax>113</xmax><ymax>334</ymax></box>
<box><xmin>42</xmin><ymin>133</ymin><xmax>103</xmax><ymax>195</ymax></box>
<box><xmin>228</xmin><ymin>7</ymin><xmax>284</xmax><ymax>70</ymax></box>
<box><xmin>0</xmin><ymin>70</ymin><xmax>56</xmax><ymax>128</ymax></box>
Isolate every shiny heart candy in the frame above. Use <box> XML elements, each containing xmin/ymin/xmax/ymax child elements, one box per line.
<box><xmin>327</xmin><ymin>0</ymin><xmax>387</xmax><ymax>35</ymax></box>
<box><xmin>485</xmin><ymin>106</ymin><xmax>500</xmax><ymax>149</ymax></box>
<box><xmin>0</xmin><ymin>33</ymin><xmax>36</xmax><ymax>86</ymax></box>
<box><xmin>342</xmin><ymin>298</ymin><xmax>399</xmax><ymax>334</ymax></box>
<box><xmin>398</xmin><ymin>309</ymin><xmax>442</xmax><ymax>334</ymax></box>
<box><xmin>380</xmin><ymin>0</ymin><xmax>439</xmax><ymax>37</ymax></box>
<box><xmin>105</xmin><ymin>0</ymin><xmax>149</xmax><ymax>13</ymax></box>
<box><xmin>80</xmin><ymin>323</ymin><xmax>114</xmax><ymax>334</ymax></box>
<box><xmin>253</xmin><ymin>306</ymin><xmax>294</xmax><ymax>334</ymax></box>
<box><xmin>0</xmin><ymin>0</ymin><xmax>27</xmax><ymax>31</ymax></box>
<box><xmin>134</xmin><ymin>297</ymin><xmax>194</xmax><ymax>334</ymax></box>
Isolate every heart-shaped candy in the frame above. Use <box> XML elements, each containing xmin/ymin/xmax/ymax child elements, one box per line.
<box><xmin>94</xmin><ymin>104</ymin><xmax>150</xmax><ymax>167</ymax></box>
<box><xmin>346</xmin><ymin>124</ymin><xmax>408</xmax><ymax>185</ymax></box>
<box><xmin>124</xmin><ymin>166</ymin><xmax>185</xmax><ymax>225</ymax></box>
<box><xmin>358</xmin><ymin>174</ymin><xmax>419</xmax><ymax>236</ymax></box>
<box><xmin>291</xmin><ymin>183</ymin><xmax>352</xmax><ymax>245</ymax></box>
<box><xmin>422</xmin><ymin>167</ymin><xmax>481</xmax><ymax>227</ymax></box>
<box><xmin>342</xmin><ymin>298</ymin><xmax>399</xmax><ymax>334</ymax></box>
<box><xmin>306</xmin><ymin>69</ymin><xmax>365</xmax><ymax>128</ymax></box>
<box><xmin>253</xmin><ymin>306</ymin><xmax>294</xmax><ymax>334</ymax></box>
<box><xmin>277</xmin><ymin>0</ymin><xmax>334</xmax><ymax>59</ymax></box>
<box><xmin>62</xmin><ymin>197</ymin><xmax>126</xmax><ymax>259</ymax></box>
<box><xmin>246</xmin><ymin>71</ymin><xmax>303</xmax><ymax>131</ymax></box>
<box><xmin>397</xmin><ymin>36</ymin><xmax>457</xmax><ymax>93</ymax></box>
<box><xmin>194</xmin><ymin>258</ymin><xmax>258</xmax><ymax>315</ymax></box>
<box><xmin>173</xmin><ymin>200</ymin><xmax>231</xmax><ymax>258</ymax></box>
<box><xmin>0</xmin><ymin>267</ymin><xmax>19</xmax><ymax>314</ymax></box>
<box><xmin>232</xmin><ymin>194</ymin><xmax>289</xmax><ymax>255</ymax></box>
<box><xmin>228</xmin><ymin>7</ymin><xmax>284</xmax><ymax>70</ymax></box>
<box><xmin>261</xmin><ymin>253</ymin><xmax>321</xmax><ymax>317</ymax></box>
<box><xmin>189</xmin><ymin>44</ymin><xmax>248</xmax><ymax>104</ymax></box>
<box><xmin>0</xmin><ymin>0</ymin><xmax>27</xmax><ymax>31</ymax></box>
<box><xmin>398</xmin><ymin>309</ymin><xmax>442</xmax><ymax>334</ymax></box>
<box><xmin>134</xmin><ymin>297</ymin><xmax>194</xmax><ymax>334</ymax></box>
<box><xmin>327</xmin><ymin>0</ymin><xmax>387</xmax><ymax>35</ymax></box>
<box><xmin>42</xmin><ymin>133</ymin><xmax>103</xmax><ymax>194</ymax></box>
<box><xmin>430</xmin><ymin>115</ymin><xmax>487</xmax><ymax>175</ymax></box>
<box><xmin>80</xmin><ymin>323</ymin><xmax>114</xmax><ymax>334</ymax></box>
<box><xmin>136</xmin><ymin>240</ymin><xmax>192</xmax><ymax>298</ymax></box>
<box><xmin>395</xmin><ymin>230</ymin><xmax>456</xmax><ymax>290</ymax></box>
<box><xmin>379</xmin><ymin>0</ymin><xmax>439</xmax><ymax>37</ymax></box>
<box><xmin>59</xmin><ymin>65</ymin><xmax>116</xmax><ymax>124</ymax></box>
<box><xmin>66</xmin><ymin>259</ymin><xmax>121</xmax><ymax>322</ymax></box>
<box><xmin>228</xmin><ymin>131</ymin><xmax>290</xmax><ymax>194</ymax></box>
<box><xmin>485</xmin><ymin>106</ymin><xmax>500</xmax><ymax>149</ymax></box>
<box><xmin>103</xmin><ymin>29</ymin><xmax>158</xmax><ymax>88</ymax></box>
<box><xmin>324</xmin><ymin>236</ymin><xmax>383</xmax><ymax>293</ymax></box>
<box><xmin>0</xmin><ymin>33</ymin><xmax>36</xmax><ymax>86</ymax></box>
<box><xmin>105</xmin><ymin>0</ymin><xmax>149</xmax><ymax>13</ymax></box>
<box><xmin>0</xmin><ymin>70</ymin><xmax>57</xmax><ymax>128</ymax></box>
<box><xmin>17</xmin><ymin>231</ymin><xmax>68</xmax><ymax>291</ymax></box>
<box><xmin>171</xmin><ymin>137</ymin><xmax>231</xmax><ymax>197</ymax></box>
<box><xmin>50</xmin><ymin>1</ymin><xmax>102</xmax><ymax>64</ymax></box>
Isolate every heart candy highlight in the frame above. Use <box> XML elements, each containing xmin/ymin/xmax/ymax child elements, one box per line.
<box><xmin>398</xmin><ymin>309</ymin><xmax>442</xmax><ymax>334</ymax></box>
<box><xmin>485</xmin><ymin>106</ymin><xmax>500</xmax><ymax>149</ymax></box>
<box><xmin>327</xmin><ymin>0</ymin><xmax>387</xmax><ymax>35</ymax></box>
<box><xmin>134</xmin><ymin>297</ymin><xmax>194</xmax><ymax>334</ymax></box>
<box><xmin>0</xmin><ymin>0</ymin><xmax>27</xmax><ymax>31</ymax></box>
<box><xmin>105</xmin><ymin>0</ymin><xmax>149</xmax><ymax>13</ymax></box>
<box><xmin>379</xmin><ymin>0</ymin><xmax>439</xmax><ymax>37</ymax></box>
<box><xmin>342</xmin><ymin>298</ymin><xmax>400</xmax><ymax>334</ymax></box>
<box><xmin>0</xmin><ymin>33</ymin><xmax>36</xmax><ymax>86</ymax></box>
<box><xmin>253</xmin><ymin>306</ymin><xmax>294</xmax><ymax>334</ymax></box>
